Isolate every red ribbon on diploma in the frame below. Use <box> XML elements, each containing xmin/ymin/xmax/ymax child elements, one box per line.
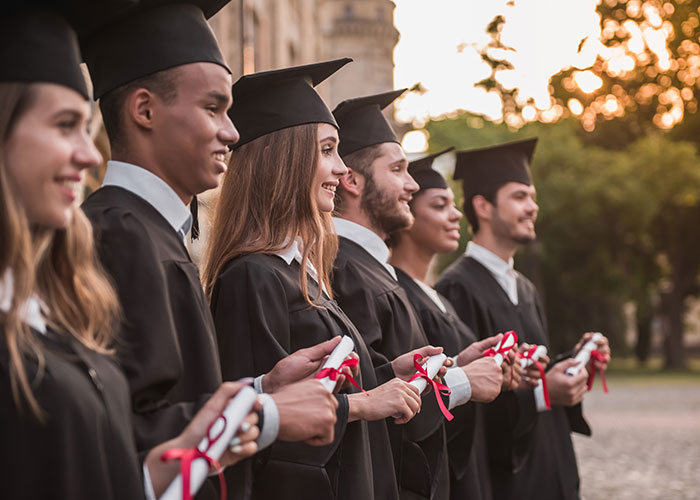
<box><xmin>483</xmin><ymin>331</ymin><xmax>518</xmax><ymax>385</ymax></box>
<box><xmin>315</xmin><ymin>357</ymin><xmax>366</xmax><ymax>393</ymax></box>
<box><xmin>519</xmin><ymin>345</ymin><xmax>551</xmax><ymax>410</ymax></box>
<box><xmin>407</xmin><ymin>353</ymin><xmax>454</xmax><ymax>421</ymax></box>
<box><xmin>161</xmin><ymin>415</ymin><xmax>228</xmax><ymax>500</ymax></box>
<box><xmin>586</xmin><ymin>350</ymin><xmax>609</xmax><ymax>393</ymax></box>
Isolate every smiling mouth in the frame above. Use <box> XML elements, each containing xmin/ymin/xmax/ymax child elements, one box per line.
<box><xmin>213</xmin><ymin>153</ymin><xmax>226</xmax><ymax>162</ymax></box>
<box><xmin>322</xmin><ymin>183</ymin><xmax>337</xmax><ymax>193</ymax></box>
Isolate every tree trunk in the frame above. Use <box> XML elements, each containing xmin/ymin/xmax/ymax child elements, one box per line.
<box><xmin>662</xmin><ymin>288</ymin><xmax>687</xmax><ymax>369</ymax></box>
<box><xmin>635</xmin><ymin>298</ymin><xmax>652</xmax><ymax>364</ymax></box>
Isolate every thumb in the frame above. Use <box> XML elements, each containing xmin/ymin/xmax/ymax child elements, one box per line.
<box><xmin>474</xmin><ymin>335</ymin><xmax>501</xmax><ymax>351</ymax></box>
<box><xmin>559</xmin><ymin>358</ymin><xmax>581</xmax><ymax>370</ymax></box>
<box><xmin>301</xmin><ymin>336</ymin><xmax>342</xmax><ymax>361</ymax></box>
<box><xmin>414</xmin><ymin>345</ymin><xmax>443</xmax><ymax>358</ymax></box>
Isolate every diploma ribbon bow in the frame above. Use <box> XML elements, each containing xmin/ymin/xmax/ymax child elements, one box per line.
<box><xmin>161</xmin><ymin>414</ymin><xmax>228</xmax><ymax>500</ymax></box>
<box><xmin>586</xmin><ymin>350</ymin><xmax>609</xmax><ymax>393</ymax></box>
<box><xmin>315</xmin><ymin>357</ymin><xmax>367</xmax><ymax>393</ymax></box>
<box><xmin>407</xmin><ymin>353</ymin><xmax>454</xmax><ymax>421</ymax></box>
<box><xmin>483</xmin><ymin>330</ymin><xmax>518</xmax><ymax>385</ymax></box>
<box><xmin>519</xmin><ymin>345</ymin><xmax>551</xmax><ymax>410</ymax></box>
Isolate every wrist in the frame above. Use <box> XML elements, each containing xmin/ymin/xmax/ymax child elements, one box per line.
<box><xmin>347</xmin><ymin>392</ymin><xmax>367</xmax><ymax>422</ymax></box>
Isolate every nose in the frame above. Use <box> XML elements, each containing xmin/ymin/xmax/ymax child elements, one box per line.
<box><xmin>333</xmin><ymin>156</ymin><xmax>349</xmax><ymax>177</ymax></box>
<box><xmin>405</xmin><ymin>172</ymin><xmax>419</xmax><ymax>194</ymax></box>
<box><xmin>449</xmin><ymin>205</ymin><xmax>463</xmax><ymax>222</ymax></box>
<box><xmin>220</xmin><ymin>115</ymin><xmax>240</xmax><ymax>147</ymax></box>
<box><xmin>74</xmin><ymin>131</ymin><xmax>102</xmax><ymax>170</ymax></box>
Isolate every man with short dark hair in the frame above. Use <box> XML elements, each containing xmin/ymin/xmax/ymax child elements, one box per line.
<box><xmin>436</xmin><ymin>139</ymin><xmax>611</xmax><ymax>500</ymax></box>
<box><xmin>77</xmin><ymin>2</ymin><xmax>340</xmax><ymax>498</ymax></box>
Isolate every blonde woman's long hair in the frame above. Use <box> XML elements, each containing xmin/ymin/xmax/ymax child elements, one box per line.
<box><xmin>0</xmin><ymin>82</ymin><xmax>119</xmax><ymax>419</ymax></box>
<box><xmin>203</xmin><ymin>123</ymin><xmax>337</xmax><ymax>305</ymax></box>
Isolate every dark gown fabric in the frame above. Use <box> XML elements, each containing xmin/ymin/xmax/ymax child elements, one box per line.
<box><xmin>210</xmin><ymin>253</ymin><xmax>398</xmax><ymax>500</ymax></box>
<box><xmin>82</xmin><ymin>186</ymin><xmax>237</xmax><ymax>500</ymax></box>
<box><xmin>435</xmin><ymin>255</ymin><xmax>591</xmax><ymax>500</ymax></box>
<box><xmin>0</xmin><ymin>325</ymin><xmax>145</xmax><ymax>500</ymax></box>
<box><xmin>332</xmin><ymin>236</ymin><xmax>449</xmax><ymax>500</ymax></box>
<box><xmin>395</xmin><ymin>268</ymin><xmax>492</xmax><ymax>500</ymax></box>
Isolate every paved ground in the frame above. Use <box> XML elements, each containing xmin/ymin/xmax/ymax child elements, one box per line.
<box><xmin>573</xmin><ymin>375</ymin><xmax>700</xmax><ymax>500</ymax></box>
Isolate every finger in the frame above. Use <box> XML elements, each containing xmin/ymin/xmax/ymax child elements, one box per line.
<box><xmin>414</xmin><ymin>345</ymin><xmax>443</xmax><ymax>358</ymax></box>
<box><xmin>299</xmin><ymin>337</ymin><xmax>343</xmax><ymax>362</ymax></box>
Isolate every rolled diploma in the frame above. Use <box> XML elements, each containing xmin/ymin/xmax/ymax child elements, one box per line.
<box><xmin>317</xmin><ymin>336</ymin><xmax>355</xmax><ymax>392</ymax></box>
<box><xmin>566</xmin><ymin>332</ymin><xmax>604</xmax><ymax>376</ymax></box>
<box><xmin>492</xmin><ymin>334</ymin><xmax>516</xmax><ymax>366</ymax></box>
<box><xmin>519</xmin><ymin>345</ymin><xmax>549</xmax><ymax>412</ymax></box>
<box><xmin>408</xmin><ymin>353</ymin><xmax>447</xmax><ymax>393</ymax></box>
<box><xmin>160</xmin><ymin>385</ymin><xmax>258</xmax><ymax>500</ymax></box>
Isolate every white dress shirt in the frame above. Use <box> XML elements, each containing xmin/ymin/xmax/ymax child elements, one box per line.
<box><xmin>102</xmin><ymin>161</ymin><xmax>193</xmax><ymax>242</ymax></box>
<box><xmin>465</xmin><ymin>241</ymin><xmax>519</xmax><ymax>305</ymax></box>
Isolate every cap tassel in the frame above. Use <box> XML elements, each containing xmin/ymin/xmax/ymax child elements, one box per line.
<box><xmin>190</xmin><ymin>195</ymin><xmax>200</xmax><ymax>241</ymax></box>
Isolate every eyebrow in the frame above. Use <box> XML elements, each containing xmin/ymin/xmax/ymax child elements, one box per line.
<box><xmin>50</xmin><ymin>108</ymin><xmax>83</xmax><ymax>120</ymax></box>
<box><xmin>431</xmin><ymin>195</ymin><xmax>449</xmax><ymax>203</ymax></box>
<box><xmin>208</xmin><ymin>91</ymin><xmax>232</xmax><ymax>106</ymax></box>
<box><xmin>320</xmin><ymin>136</ymin><xmax>338</xmax><ymax>144</ymax></box>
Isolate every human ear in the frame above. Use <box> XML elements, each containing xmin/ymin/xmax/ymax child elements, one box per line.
<box><xmin>338</xmin><ymin>167</ymin><xmax>364</xmax><ymax>198</ymax></box>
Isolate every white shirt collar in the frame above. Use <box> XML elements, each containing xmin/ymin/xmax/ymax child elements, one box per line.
<box><xmin>0</xmin><ymin>269</ymin><xmax>47</xmax><ymax>334</ymax></box>
<box><xmin>271</xmin><ymin>239</ymin><xmax>329</xmax><ymax>297</ymax></box>
<box><xmin>413</xmin><ymin>277</ymin><xmax>447</xmax><ymax>313</ymax></box>
<box><xmin>102</xmin><ymin>161</ymin><xmax>192</xmax><ymax>240</ymax></box>
<box><xmin>465</xmin><ymin>241</ymin><xmax>519</xmax><ymax>305</ymax></box>
<box><xmin>332</xmin><ymin>217</ymin><xmax>397</xmax><ymax>280</ymax></box>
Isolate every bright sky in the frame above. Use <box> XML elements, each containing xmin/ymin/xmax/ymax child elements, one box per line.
<box><xmin>393</xmin><ymin>0</ymin><xmax>603</xmax><ymax>134</ymax></box>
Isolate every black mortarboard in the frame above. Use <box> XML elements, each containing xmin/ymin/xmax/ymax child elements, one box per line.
<box><xmin>77</xmin><ymin>0</ymin><xmax>230</xmax><ymax>99</ymax></box>
<box><xmin>454</xmin><ymin>138</ymin><xmax>537</xmax><ymax>199</ymax></box>
<box><xmin>0</xmin><ymin>8</ymin><xmax>88</xmax><ymax>99</ymax></box>
<box><xmin>333</xmin><ymin>89</ymin><xmax>406</xmax><ymax>157</ymax></box>
<box><xmin>409</xmin><ymin>147</ymin><xmax>455</xmax><ymax>192</ymax></box>
<box><xmin>229</xmin><ymin>58</ymin><xmax>352</xmax><ymax>148</ymax></box>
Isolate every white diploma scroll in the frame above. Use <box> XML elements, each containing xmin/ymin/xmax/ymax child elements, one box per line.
<box><xmin>492</xmin><ymin>334</ymin><xmax>517</xmax><ymax>366</ymax></box>
<box><xmin>316</xmin><ymin>335</ymin><xmax>356</xmax><ymax>392</ymax></box>
<box><xmin>520</xmin><ymin>345</ymin><xmax>549</xmax><ymax>412</ymax></box>
<box><xmin>408</xmin><ymin>353</ymin><xmax>447</xmax><ymax>393</ymax></box>
<box><xmin>160</xmin><ymin>386</ymin><xmax>258</xmax><ymax>500</ymax></box>
<box><xmin>566</xmin><ymin>332</ymin><xmax>604</xmax><ymax>377</ymax></box>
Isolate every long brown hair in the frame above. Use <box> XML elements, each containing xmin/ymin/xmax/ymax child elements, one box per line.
<box><xmin>202</xmin><ymin>123</ymin><xmax>337</xmax><ymax>305</ymax></box>
<box><xmin>0</xmin><ymin>82</ymin><xmax>119</xmax><ymax>419</ymax></box>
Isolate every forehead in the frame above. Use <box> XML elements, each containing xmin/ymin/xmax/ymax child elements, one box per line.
<box><xmin>28</xmin><ymin>82</ymin><xmax>91</xmax><ymax>116</ymax></box>
<box><xmin>376</xmin><ymin>142</ymin><xmax>407</xmax><ymax>164</ymax></box>
<box><xmin>177</xmin><ymin>62</ymin><xmax>233</xmax><ymax>96</ymax></box>
<box><xmin>317</xmin><ymin>122</ymin><xmax>338</xmax><ymax>139</ymax></box>
<box><xmin>421</xmin><ymin>187</ymin><xmax>454</xmax><ymax>201</ymax></box>
<box><xmin>498</xmin><ymin>181</ymin><xmax>536</xmax><ymax>197</ymax></box>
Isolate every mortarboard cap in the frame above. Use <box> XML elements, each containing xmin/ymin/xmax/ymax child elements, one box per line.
<box><xmin>228</xmin><ymin>58</ymin><xmax>352</xmax><ymax>148</ymax></box>
<box><xmin>0</xmin><ymin>7</ymin><xmax>88</xmax><ymax>99</ymax></box>
<box><xmin>77</xmin><ymin>0</ymin><xmax>230</xmax><ymax>99</ymax></box>
<box><xmin>333</xmin><ymin>89</ymin><xmax>406</xmax><ymax>157</ymax></box>
<box><xmin>408</xmin><ymin>147</ymin><xmax>455</xmax><ymax>192</ymax></box>
<box><xmin>454</xmin><ymin>138</ymin><xmax>537</xmax><ymax>199</ymax></box>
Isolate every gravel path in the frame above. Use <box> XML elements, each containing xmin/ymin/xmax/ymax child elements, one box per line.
<box><xmin>573</xmin><ymin>376</ymin><xmax>700</xmax><ymax>500</ymax></box>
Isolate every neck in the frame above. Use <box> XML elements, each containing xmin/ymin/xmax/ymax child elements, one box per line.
<box><xmin>389</xmin><ymin>235</ymin><xmax>434</xmax><ymax>283</ymax></box>
<box><xmin>472</xmin><ymin>229</ymin><xmax>517</xmax><ymax>263</ymax></box>
<box><xmin>111</xmin><ymin>146</ymin><xmax>192</xmax><ymax>205</ymax></box>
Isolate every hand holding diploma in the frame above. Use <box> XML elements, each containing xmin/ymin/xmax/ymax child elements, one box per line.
<box><xmin>407</xmin><ymin>353</ymin><xmax>454</xmax><ymax>421</ymax></box>
<box><xmin>519</xmin><ymin>344</ymin><xmax>551</xmax><ymax>411</ymax></box>
<box><xmin>569</xmin><ymin>332</ymin><xmax>610</xmax><ymax>392</ymax></box>
<box><xmin>314</xmin><ymin>335</ymin><xmax>363</xmax><ymax>393</ymax></box>
<box><xmin>147</xmin><ymin>382</ymin><xmax>261</xmax><ymax>500</ymax></box>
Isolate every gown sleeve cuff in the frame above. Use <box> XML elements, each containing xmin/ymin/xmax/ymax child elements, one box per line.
<box><xmin>254</xmin><ymin>374</ymin><xmax>265</xmax><ymax>394</ymax></box>
<box><xmin>444</xmin><ymin>366</ymin><xmax>471</xmax><ymax>410</ymax></box>
<box><xmin>256</xmin><ymin>393</ymin><xmax>279</xmax><ymax>450</ymax></box>
<box><xmin>143</xmin><ymin>462</ymin><xmax>157</xmax><ymax>500</ymax></box>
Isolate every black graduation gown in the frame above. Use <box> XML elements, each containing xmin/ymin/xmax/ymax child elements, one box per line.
<box><xmin>332</xmin><ymin>236</ymin><xmax>449</xmax><ymax>500</ymax></box>
<box><xmin>82</xmin><ymin>186</ymin><xmax>235</xmax><ymax>500</ymax></box>
<box><xmin>0</xmin><ymin>325</ymin><xmax>145</xmax><ymax>500</ymax></box>
<box><xmin>395</xmin><ymin>268</ymin><xmax>492</xmax><ymax>500</ymax></box>
<box><xmin>210</xmin><ymin>253</ymin><xmax>398</xmax><ymax>500</ymax></box>
<box><xmin>435</xmin><ymin>256</ymin><xmax>591</xmax><ymax>500</ymax></box>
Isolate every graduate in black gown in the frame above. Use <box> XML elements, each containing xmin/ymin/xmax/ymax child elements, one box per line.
<box><xmin>331</xmin><ymin>91</ymin><xmax>482</xmax><ymax>500</ymax></box>
<box><xmin>0</xmin><ymin>8</ymin><xmax>259</xmax><ymax>498</ymax></box>
<box><xmin>203</xmin><ymin>59</ymin><xmax>434</xmax><ymax>500</ymax></box>
<box><xmin>78</xmin><ymin>4</ymin><xmax>340</xmax><ymax>492</ymax></box>
<box><xmin>435</xmin><ymin>139</ymin><xmax>611</xmax><ymax>500</ymax></box>
<box><xmin>389</xmin><ymin>149</ymin><xmax>528</xmax><ymax>500</ymax></box>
